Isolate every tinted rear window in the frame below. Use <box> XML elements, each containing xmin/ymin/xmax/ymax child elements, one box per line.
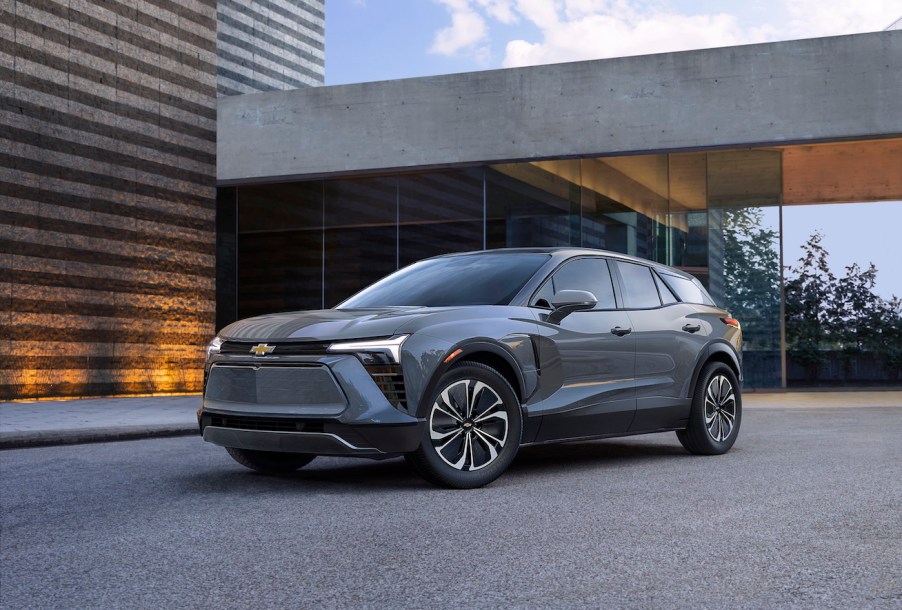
<box><xmin>339</xmin><ymin>253</ymin><xmax>549</xmax><ymax>308</ymax></box>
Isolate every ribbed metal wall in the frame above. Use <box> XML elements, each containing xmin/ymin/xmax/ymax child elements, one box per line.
<box><xmin>0</xmin><ymin>0</ymin><xmax>218</xmax><ymax>399</ymax></box>
<box><xmin>216</xmin><ymin>0</ymin><xmax>325</xmax><ymax>96</ymax></box>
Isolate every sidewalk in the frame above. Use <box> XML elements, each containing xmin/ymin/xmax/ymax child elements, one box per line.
<box><xmin>0</xmin><ymin>395</ymin><xmax>201</xmax><ymax>449</ymax></box>
<box><xmin>1</xmin><ymin>391</ymin><xmax>900</xmax><ymax>450</ymax></box>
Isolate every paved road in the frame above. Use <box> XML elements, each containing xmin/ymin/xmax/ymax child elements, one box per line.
<box><xmin>2</xmin><ymin>408</ymin><xmax>901</xmax><ymax>609</ymax></box>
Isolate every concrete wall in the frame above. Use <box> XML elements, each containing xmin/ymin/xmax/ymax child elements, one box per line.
<box><xmin>217</xmin><ymin>0</ymin><xmax>325</xmax><ymax>96</ymax></box>
<box><xmin>218</xmin><ymin>31</ymin><xmax>902</xmax><ymax>184</ymax></box>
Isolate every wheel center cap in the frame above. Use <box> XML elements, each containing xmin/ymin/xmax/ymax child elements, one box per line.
<box><xmin>461</xmin><ymin>419</ymin><xmax>474</xmax><ymax>430</ymax></box>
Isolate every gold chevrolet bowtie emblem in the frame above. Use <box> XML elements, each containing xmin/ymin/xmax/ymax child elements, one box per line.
<box><xmin>249</xmin><ymin>343</ymin><xmax>275</xmax><ymax>356</ymax></box>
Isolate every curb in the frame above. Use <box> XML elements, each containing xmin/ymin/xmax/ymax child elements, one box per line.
<box><xmin>0</xmin><ymin>425</ymin><xmax>199</xmax><ymax>450</ymax></box>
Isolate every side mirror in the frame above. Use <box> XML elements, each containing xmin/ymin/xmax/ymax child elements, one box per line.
<box><xmin>548</xmin><ymin>290</ymin><xmax>597</xmax><ymax>324</ymax></box>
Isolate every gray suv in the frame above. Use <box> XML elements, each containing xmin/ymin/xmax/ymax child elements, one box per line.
<box><xmin>199</xmin><ymin>248</ymin><xmax>742</xmax><ymax>488</ymax></box>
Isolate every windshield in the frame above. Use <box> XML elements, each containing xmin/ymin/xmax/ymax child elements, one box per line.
<box><xmin>338</xmin><ymin>253</ymin><xmax>550</xmax><ymax>308</ymax></box>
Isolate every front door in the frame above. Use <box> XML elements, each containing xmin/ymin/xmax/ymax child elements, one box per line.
<box><xmin>527</xmin><ymin>257</ymin><xmax>637</xmax><ymax>441</ymax></box>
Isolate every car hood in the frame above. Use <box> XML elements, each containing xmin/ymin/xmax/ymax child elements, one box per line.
<box><xmin>218</xmin><ymin>307</ymin><xmax>443</xmax><ymax>342</ymax></box>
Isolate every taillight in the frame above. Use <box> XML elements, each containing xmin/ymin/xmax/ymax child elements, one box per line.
<box><xmin>721</xmin><ymin>317</ymin><xmax>741</xmax><ymax>329</ymax></box>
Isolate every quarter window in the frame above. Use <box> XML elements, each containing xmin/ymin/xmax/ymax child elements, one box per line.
<box><xmin>661</xmin><ymin>273</ymin><xmax>716</xmax><ymax>306</ymax></box>
<box><xmin>653</xmin><ymin>271</ymin><xmax>679</xmax><ymax>305</ymax></box>
<box><xmin>616</xmin><ymin>261</ymin><xmax>662</xmax><ymax>309</ymax></box>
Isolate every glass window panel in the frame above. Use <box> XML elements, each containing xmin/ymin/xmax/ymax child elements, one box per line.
<box><xmin>711</xmin><ymin>205</ymin><xmax>782</xmax><ymax>387</ymax></box>
<box><xmin>237</xmin><ymin>181</ymin><xmax>323</xmax><ymax>318</ymax></box>
<box><xmin>707</xmin><ymin>149</ymin><xmax>782</xmax><ymax>388</ymax></box>
<box><xmin>399</xmin><ymin>169</ymin><xmax>484</xmax><ymax>266</ymax></box>
<box><xmin>216</xmin><ymin>187</ymin><xmax>237</xmax><ymax>330</ymax></box>
<box><xmin>530</xmin><ymin>278</ymin><xmax>555</xmax><ymax>309</ymax></box>
<box><xmin>707</xmin><ymin>150</ymin><xmax>782</xmax><ymax>209</ymax></box>
<box><xmin>616</xmin><ymin>261</ymin><xmax>662</xmax><ymax>309</ymax></box>
<box><xmin>551</xmin><ymin>258</ymin><xmax>616</xmax><ymax>309</ymax></box>
<box><xmin>653</xmin><ymin>272</ymin><xmax>678</xmax><ymax>305</ymax></box>
<box><xmin>580</xmin><ymin>155</ymin><xmax>668</xmax><ymax>261</ymax></box>
<box><xmin>660</xmin><ymin>273</ymin><xmax>714</xmax><ymax>306</ymax></box>
<box><xmin>324</xmin><ymin>177</ymin><xmax>398</xmax><ymax>307</ymax></box>
<box><xmin>486</xmin><ymin>161</ymin><xmax>580</xmax><ymax>249</ymax></box>
<box><xmin>340</xmin><ymin>253</ymin><xmax>550</xmax><ymax>308</ymax></box>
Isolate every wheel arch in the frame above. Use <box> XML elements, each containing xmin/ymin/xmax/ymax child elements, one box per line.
<box><xmin>414</xmin><ymin>341</ymin><xmax>527</xmax><ymax>418</ymax></box>
<box><xmin>688</xmin><ymin>342</ymin><xmax>742</xmax><ymax>399</ymax></box>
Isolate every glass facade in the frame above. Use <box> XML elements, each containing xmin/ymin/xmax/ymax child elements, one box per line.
<box><xmin>219</xmin><ymin>144</ymin><xmax>901</xmax><ymax>389</ymax></box>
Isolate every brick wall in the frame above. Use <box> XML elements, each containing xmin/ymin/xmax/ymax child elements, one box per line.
<box><xmin>0</xmin><ymin>0</ymin><xmax>218</xmax><ymax>399</ymax></box>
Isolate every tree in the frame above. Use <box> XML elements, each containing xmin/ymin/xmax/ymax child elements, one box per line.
<box><xmin>783</xmin><ymin>232</ymin><xmax>835</xmax><ymax>383</ymax></box>
<box><xmin>721</xmin><ymin>208</ymin><xmax>781</xmax><ymax>351</ymax></box>
<box><xmin>879</xmin><ymin>297</ymin><xmax>902</xmax><ymax>380</ymax></box>
<box><xmin>784</xmin><ymin>235</ymin><xmax>902</xmax><ymax>384</ymax></box>
<box><xmin>831</xmin><ymin>263</ymin><xmax>884</xmax><ymax>352</ymax></box>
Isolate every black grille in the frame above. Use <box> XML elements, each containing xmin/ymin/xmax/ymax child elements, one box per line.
<box><xmin>367</xmin><ymin>364</ymin><xmax>406</xmax><ymax>410</ymax></box>
<box><xmin>220</xmin><ymin>341</ymin><xmax>331</xmax><ymax>356</ymax></box>
<box><xmin>207</xmin><ymin>415</ymin><xmax>325</xmax><ymax>433</ymax></box>
<box><xmin>205</xmin><ymin>365</ymin><xmax>345</xmax><ymax>409</ymax></box>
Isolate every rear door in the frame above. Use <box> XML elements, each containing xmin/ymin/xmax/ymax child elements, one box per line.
<box><xmin>613</xmin><ymin>261</ymin><xmax>707</xmax><ymax>431</ymax></box>
<box><xmin>530</xmin><ymin>257</ymin><xmax>637</xmax><ymax>441</ymax></box>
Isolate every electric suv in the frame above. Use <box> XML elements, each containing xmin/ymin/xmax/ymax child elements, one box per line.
<box><xmin>199</xmin><ymin>248</ymin><xmax>742</xmax><ymax>488</ymax></box>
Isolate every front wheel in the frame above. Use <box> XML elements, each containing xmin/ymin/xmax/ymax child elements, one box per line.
<box><xmin>405</xmin><ymin>362</ymin><xmax>523</xmax><ymax>489</ymax></box>
<box><xmin>225</xmin><ymin>447</ymin><xmax>316</xmax><ymax>474</ymax></box>
<box><xmin>677</xmin><ymin>362</ymin><xmax>742</xmax><ymax>455</ymax></box>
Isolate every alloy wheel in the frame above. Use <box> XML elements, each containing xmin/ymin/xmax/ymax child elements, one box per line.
<box><xmin>429</xmin><ymin>379</ymin><xmax>509</xmax><ymax>471</ymax></box>
<box><xmin>704</xmin><ymin>374</ymin><xmax>736</xmax><ymax>442</ymax></box>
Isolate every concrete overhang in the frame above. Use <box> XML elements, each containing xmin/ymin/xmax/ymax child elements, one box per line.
<box><xmin>218</xmin><ymin>31</ymin><xmax>902</xmax><ymax>185</ymax></box>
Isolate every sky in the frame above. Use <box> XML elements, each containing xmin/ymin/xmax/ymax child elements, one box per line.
<box><xmin>324</xmin><ymin>0</ymin><xmax>902</xmax><ymax>300</ymax></box>
<box><xmin>325</xmin><ymin>0</ymin><xmax>901</xmax><ymax>85</ymax></box>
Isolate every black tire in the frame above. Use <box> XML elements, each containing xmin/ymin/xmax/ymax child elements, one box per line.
<box><xmin>225</xmin><ymin>447</ymin><xmax>316</xmax><ymax>474</ymax></box>
<box><xmin>677</xmin><ymin>362</ymin><xmax>742</xmax><ymax>455</ymax></box>
<box><xmin>405</xmin><ymin>362</ymin><xmax>523</xmax><ymax>489</ymax></box>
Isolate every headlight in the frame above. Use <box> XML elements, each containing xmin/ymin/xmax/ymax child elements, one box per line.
<box><xmin>205</xmin><ymin>336</ymin><xmax>223</xmax><ymax>360</ymax></box>
<box><xmin>328</xmin><ymin>335</ymin><xmax>408</xmax><ymax>364</ymax></box>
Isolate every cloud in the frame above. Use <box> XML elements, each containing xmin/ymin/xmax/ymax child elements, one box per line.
<box><xmin>430</xmin><ymin>0</ymin><xmax>490</xmax><ymax>57</ymax></box>
<box><xmin>785</xmin><ymin>0</ymin><xmax>898</xmax><ymax>37</ymax></box>
<box><xmin>474</xmin><ymin>0</ymin><xmax>519</xmax><ymax>24</ymax></box>
<box><xmin>502</xmin><ymin>9</ymin><xmax>749</xmax><ymax>68</ymax></box>
<box><xmin>430</xmin><ymin>0</ymin><xmax>902</xmax><ymax>70</ymax></box>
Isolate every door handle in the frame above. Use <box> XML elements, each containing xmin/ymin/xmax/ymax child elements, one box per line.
<box><xmin>682</xmin><ymin>324</ymin><xmax>701</xmax><ymax>333</ymax></box>
<box><xmin>611</xmin><ymin>326</ymin><xmax>632</xmax><ymax>336</ymax></box>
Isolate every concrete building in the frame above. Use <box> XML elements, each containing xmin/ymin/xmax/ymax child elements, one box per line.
<box><xmin>3</xmin><ymin>11</ymin><xmax>899</xmax><ymax>398</ymax></box>
<box><xmin>217</xmin><ymin>31</ymin><xmax>902</xmax><ymax>390</ymax></box>
<box><xmin>1</xmin><ymin>0</ymin><xmax>324</xmax><ymax>400</ymax></box>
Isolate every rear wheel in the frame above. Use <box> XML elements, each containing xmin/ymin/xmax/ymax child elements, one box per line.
<box><xmin>225</xmin><ymin>447</ymin><xmax>316</xmax><ymax>474</ymax></box>
<box><xmin>406</xmin><ymin>362</ymin><xmax>523</xmax><ymax>489</ymax></box>
<box><xmin>677</xmin><ymin>362</ymin><xmax>741</xmax><ymax>455</ymax></box>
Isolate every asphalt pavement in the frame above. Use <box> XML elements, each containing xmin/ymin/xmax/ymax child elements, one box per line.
<box><xmin>2</xmin><ymin>406</ymin><xmax>900</xmax><ymax>609</ymax></box>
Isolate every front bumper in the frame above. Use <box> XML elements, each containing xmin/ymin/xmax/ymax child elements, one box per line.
<box><xmin>198</xmin><ymin>353</ymin><xmax>424</xmax><ymax>456</ymax></box>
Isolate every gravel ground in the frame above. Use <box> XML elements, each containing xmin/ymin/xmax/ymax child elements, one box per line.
<box><xmin>2</xmin><ymin>407</ymin><xmax>901</xmax><ymax>609</ymax></box>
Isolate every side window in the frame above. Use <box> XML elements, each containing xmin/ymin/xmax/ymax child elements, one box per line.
<box><xmin>653</xmin><ymin>271</ymin><xmax>678</xmax><ymax>305</ymax></box>
<box><xmin>548</xmin><ymin>258</ymin><xmax>617</xmax><ymax>309</ymax></box>
<box><xmin>616</xmin><ymin>261</ymin><xmax>662</xmax><ymax>309</ymax></box>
